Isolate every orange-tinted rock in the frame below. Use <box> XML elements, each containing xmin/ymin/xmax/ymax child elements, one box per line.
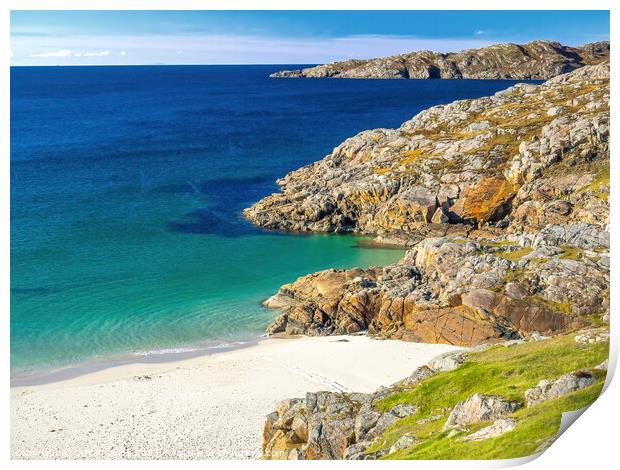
<box><xmin>461</xmin><ymin>289</ymin><xmax>586</xmax><ymax>336</ymax></box>
<box><xmin>400</xmin><ymin>307</ymin><xmax>508</xmax><ymax>346</ymax></box>
<box><xmin>450</xmin><ymin>177</ymin><xmax>516</xmax><ymax>225</ymax></box>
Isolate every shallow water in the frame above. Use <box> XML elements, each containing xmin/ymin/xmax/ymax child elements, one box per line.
<box><xmin>11</xmin><ymin>65</ymin><xmax>526</xmax><ymax>372</ymax></box>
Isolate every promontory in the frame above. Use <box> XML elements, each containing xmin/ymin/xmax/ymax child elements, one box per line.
<box><xmin>270</xmin><ymin>40</ymin><xmax>609</xmax><ymax>80</ymax></box>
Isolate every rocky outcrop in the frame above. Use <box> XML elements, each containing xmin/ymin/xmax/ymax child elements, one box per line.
<box><xmin>248</xmin><ymin>64</ymin><xmax>609</xmax><ymax>236</ymax></box>
<box><xmin>264</xmin><ymin>234</ymin><xmax>606</xmax><ymax>345</ymax></box>
<box><xmin>574</xmin><ymin>328</ymin><xmax>610</xmax><ymax>345</ymax></box>
<box><xmin>525</xmin><ymin>371</ymin><xmax>596</xmax><ymax>406</ymax></box>
<box><xmin>253</xmin><ymin>55</ymin><xmax>609</xmax><ymax>462</ymax></box>
<box><xmin>263</xmin><ymin>366</ymin><xmax>434</xmax><ymax>460</ymax></box>
<box><xmin>271</xmin><ymin>41</ymin><xmax>609</xmax><ymax>80</ymax></box>
<box><xmin>462</xmin><ymin>418</ymin><xmax>517</xmax><ymax>441</ymax></box>
<box><xmin>261</xmin><ymin>333</ymin><xmax>607</xmax><ymax>460</ymax></box>
<box><xmin>251</xmin><ymin>64</ymin><xmax>609</xmax><ymax>346</ymax></box>
<box><xmin>443</xmin><ymin>394</ymin><xmax>521</xmax><ymax>430</ymax></box>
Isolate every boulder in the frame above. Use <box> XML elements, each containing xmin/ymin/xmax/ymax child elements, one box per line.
<box><xmin>450</xmin><ymin>177</ymin><xmax>515</xmax><ymax>225</ymax></box>
<box><xmin>462</xmin><ymin>418</ymin><xmax>517</xmax><ymax>441</ymax></box>
<box><xmin>443</xmin><ymin>394</ymin><xmax>521</xmax><ymax>430</ymax></box>
<box><xmin>525</xmin><ymin>371</ymin><xmax>596</xmax><ymax>406</ymax></box>
<box><xmin>427</xmin><ymin>351</ymin><xmax>467</xmax><ymax>372</ymax></box>
<box><xmin>388</xmin><ymin>433</ymin><xmax>419</xmax><ymax>454</ymax></box>
<box><xmin>574</xmin><ymin>329</ymin><xmax>610</xmax><ymax>344</ymax></box>
<box><xmin>389</xmin><ymin>403</ymin><xmax>417</xmax><ymax>418</ymax></box>
<box><xmin>391</xmin><ymin>365</ymin><xmax>436</xmax><ymax>388</ymax></box>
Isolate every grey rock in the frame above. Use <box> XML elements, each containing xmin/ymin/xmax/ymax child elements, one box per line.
<box><xmin>574</xmin><ymin>329</ymin><xmax>610</xmax><ymax>344</ymax></box>
<box><xmin>462</xmin><ymin>418</ymin><xmax>517</xmax><ymax>441</ymax></box>
<box><xmin>428</xmin><ymin>351</ymin><xmax>467</xmax><ymax>372</ymax></box>
<box><xmin>595</xmin><ymin>359</ymin><xmax>608</xmax><ymax>371</ymax></box>
<box><xmin>354</xmin><ymin>405</ymin><xmax>381</xmax><ymax>441</ymax></box>
<box><xmin>388</xmin><ymin>433</ymin><xmax>419</xmax><ymax>454</ymax></box>
<box><xmin>443</xmin><ymin>394</ymin><xmax>521</xmax><ymax>430</ymax></box>
<box><xmin>525</xmin><ymin>371</ymin><xmax>596</xmax><ymax>406</ymax></box>
<box><xmin>389</xmin><ymin>403</ymin><xmax>417</xmax><ymax>418</ymax></box>
<box><xmin>392</xmin><ymin>365</ymin><xmax>436</xmax><ymax>388</ymax></box>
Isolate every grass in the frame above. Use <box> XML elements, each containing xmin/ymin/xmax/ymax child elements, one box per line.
<box><xmin>496</xmin><ymin>247</ymin><xmax>534</xmax><ymax>262</ymax></box>
<box><xmin>577</xmin><ymin>164</ymin><xmax>610</xmax><ymax>199</ymax></box>
<box><xmin>390</xmin><ymin>383</ymin><xmax>603</xmax><ymax>460</ymax></box>
<box><xmin>529</xmin><ymin>295</ymin><xmax>573</xmax><ymax>315</ymax></box>
<box><xmin>559</xmin><ymin>245</ymin><xmax>585</xmax><ymax>261</ymax></box>
<box><xmin>399</xmin><ymin>148</ymin><xmax>423</xmax><ymax>165</ymax></box>
<box><xmin>366</xmin><ymin>334</ymin><xmax>608</xmax><ymax>459</ymax></box>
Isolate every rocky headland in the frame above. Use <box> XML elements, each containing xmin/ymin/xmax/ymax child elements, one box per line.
<box><xmin>270</xmin><ymin>40</ymin><xmax>609</xmax><ymax>80</ymax></box>
<box><xmin>246</xmin><ymin>61</ymin><xmax>610</xmax><ymax>459</ymax></box>
<box><xmin>248</xmin><ymin>62</ymin><xmax>609</xmax><ymax>345</ymax></box>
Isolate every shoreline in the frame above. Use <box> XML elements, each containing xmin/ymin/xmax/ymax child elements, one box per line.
<box><xmin>11</xmin><ymin>334</ymin><xmax>461</xmax><ymax>459</ymax></box>
<box><xmin>10</xmin><ymin>333</ymin><xmax>266</xmax><ymax>387</ymax></box>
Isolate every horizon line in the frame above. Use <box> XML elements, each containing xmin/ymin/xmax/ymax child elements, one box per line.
<box><xmin>9</xmin><ymin>63</ymin><xmax>317</xmax><ymax>67</ymax></box>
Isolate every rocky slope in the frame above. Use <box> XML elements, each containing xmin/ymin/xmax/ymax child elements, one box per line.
<box><xmin>262</xmin><ymin>333</ymin><xmax>608</xmax><ymax>459</ymax></box>
<box><xmin>248</xmin><ymin>63</ymin><xmax>610</xmax><ymax>459</ymax></box>
<box><xmin>248</xmin><ymin>62</ymin><xmax>609</xmax><ymax>235</ymax></box>
<box><xmin>262</xmin><ymin>234</ymin><xmax>608</xmax><ymax>345</ymax></box>
<box><xmin>249</xmin><ymin>63</ymin><xmax>609</xmax><ymax>345</ymax></box>
<box><xmin>271</xmin><ymin>41</ymin><xmax>609</xmax><ymax>80</ymax></box>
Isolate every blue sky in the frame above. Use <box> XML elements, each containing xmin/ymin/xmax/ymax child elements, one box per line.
<box><xmin>10</xmin><ymin>10</ymin><xmax>610</xmax><ymax>66</ymax></box>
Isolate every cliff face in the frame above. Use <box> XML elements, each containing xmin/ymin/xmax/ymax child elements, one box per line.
<box><xmin>271</xmin><ymin>41</ymin><xmax>609</xmax><ymax>80</ymax></box>
<box><xmin>248</xmin><ymin>63</ymin><xmax>609</xmax><ymax>344</ymax></box>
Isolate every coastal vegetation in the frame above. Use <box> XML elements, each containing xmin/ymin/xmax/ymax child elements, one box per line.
<box><xmin>375</xmin><ymin>334</ymin><xmax>607</xmax><ymax>459</ymax></box>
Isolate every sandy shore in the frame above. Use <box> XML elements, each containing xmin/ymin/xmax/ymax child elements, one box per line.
<box><xmin>11</xmin><ymin>335</ymin><xmax>461</xmax><ymax>459</ymax></box>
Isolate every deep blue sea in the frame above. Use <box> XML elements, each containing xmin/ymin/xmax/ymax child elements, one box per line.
<box><xmin>10</xmin><ymin>65</ymin><xmax>525</xmax><ymax>374</ymax></box>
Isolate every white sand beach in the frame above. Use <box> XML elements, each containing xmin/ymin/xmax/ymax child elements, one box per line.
<box><xmin>11</xmin><ymin>335</ymin><xmax>460</xmax><ymax>459</ymax></box>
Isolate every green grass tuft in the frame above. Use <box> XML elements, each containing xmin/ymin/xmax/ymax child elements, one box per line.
<box><xmin>368</xmin><ymin>334</ymin><xmax>608</xmax><ymax>459</ymax></box>
<box><xmin>496</xmin><ymin>247</ymin><xmax>533</xmax><ymax>262</ymax></box>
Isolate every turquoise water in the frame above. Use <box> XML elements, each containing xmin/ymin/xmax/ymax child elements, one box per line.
<box><xmin>11</xmin><ymin>65</ymin><xmax>522</xmax><ymax>372</ymax></box>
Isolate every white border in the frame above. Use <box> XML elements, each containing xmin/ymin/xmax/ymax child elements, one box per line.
<box><xmin>2</xmin><ymin>1</ymin><xmax>616</xmax><ymax>468</ymax></box>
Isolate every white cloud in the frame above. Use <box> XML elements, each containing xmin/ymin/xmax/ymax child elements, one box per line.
<box><xmin>120</xmin><ymin>50</ymin><xmax>127</xmax><ymax>56</ymax></box>
<box><xmin>15</xmin><ymin>34</ymin><xmax>493</xmax><ymax>65</ymax></box>
<box><xmin>475</xmin><ymin>30</ymin><xmax>485</xmax><ymax>36</ymax></box>
<box><xmin>29</xmin><ymin>49</ymin><xmax>109</xmax><ymax>58</ymax></box>
<box><xmin>81</xmin><ymin>50</ymin><xmax>110</xmax><ymax>57</ymax></box>
<box><xmin>30</xmin><ymin>49</ymin><xmax>73</xmax><ymax>58</ymax></box>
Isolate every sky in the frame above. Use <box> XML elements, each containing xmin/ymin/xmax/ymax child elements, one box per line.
<box><xmin>10</xmin><ymin>10</ymin><xmax>610</xmax><ymax>66</ymax></box>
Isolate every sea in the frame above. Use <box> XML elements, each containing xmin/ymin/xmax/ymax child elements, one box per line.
<box><xmin>10</xmin><ymin>64</ymin><xmax>528</xmax><ymax>376</ymax></box>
